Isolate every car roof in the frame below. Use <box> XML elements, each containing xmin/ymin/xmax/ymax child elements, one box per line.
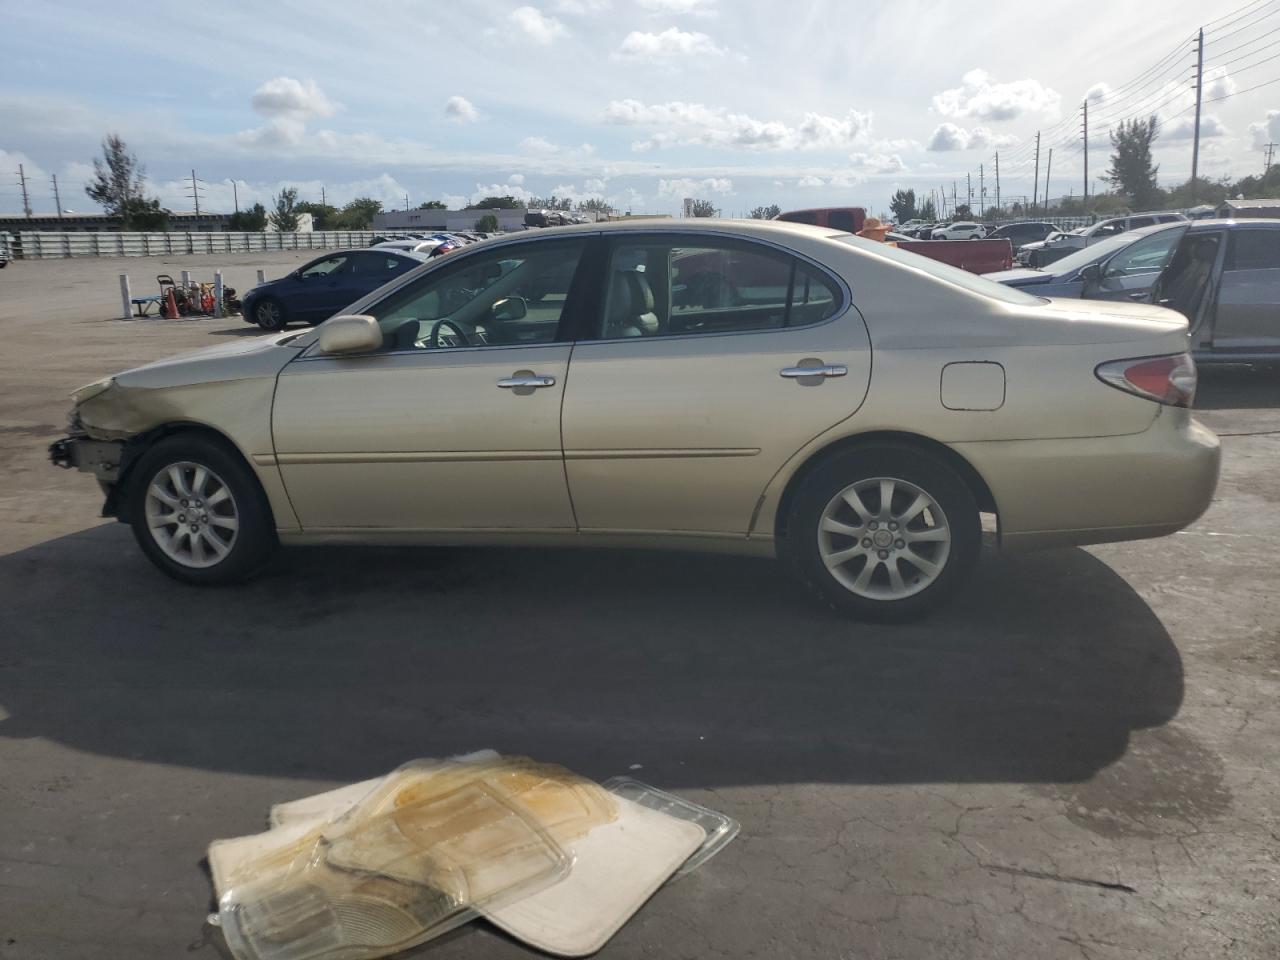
<box><xmin>1187</xmin><ymin>217</ymin><xmax>1280</xmax><ymax>230</ymax></box>
<box><xmin>490</xmin><ymin>217</ymin><xmax>839</xmax><ymax>242</ymax></box>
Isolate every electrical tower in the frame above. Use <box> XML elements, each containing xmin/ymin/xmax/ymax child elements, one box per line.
<box><xmin>187</xmin><ymin>169</ymin><xmax>205</xmax><ymax>217</ymax></box>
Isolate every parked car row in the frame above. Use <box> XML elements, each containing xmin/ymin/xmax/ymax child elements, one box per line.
<box><xmin>987</xmin><ymin>218</ymin><xmax>1280</xmax><ymax>362</ymax></box>
<box><xmin>1017</xmin><ymin>212</ymin><xmax>1189</xmax><ymax>267</ymax></box>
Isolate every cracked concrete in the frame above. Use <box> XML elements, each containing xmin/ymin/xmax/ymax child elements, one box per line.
<box><xmin>0</xmin><ymin>255</ymin><xmax>1278</xmax><ymax>959</ymax></box>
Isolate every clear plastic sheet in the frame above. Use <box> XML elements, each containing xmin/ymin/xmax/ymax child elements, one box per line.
<box><xmin>602</xmin><ymin>777</ymin><xmax>740</xmax><ymax>876</ymax></box>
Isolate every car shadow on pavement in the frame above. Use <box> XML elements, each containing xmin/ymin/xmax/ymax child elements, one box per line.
<box><xmin>0</xmin><ymin>525</ymin><xmax>1182</xmax><ymax>790</ymax></box>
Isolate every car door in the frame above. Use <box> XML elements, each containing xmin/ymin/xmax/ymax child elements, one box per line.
<box><xmin>1210</xmin><ymin>227</ymin><xmax>1280</xmax><ymax>352</ymax></box>
<box><xmin>1086</xmin><ymin>225</ymin><xmax>1188</xmax><ymax>302</ymax></box>
<box><xmin>560</xmin><ymin>232</ymin><xmax>871</xmax><ymax>535</ymax></box>
<box><xmin>271</xmin><ymin>236</ymin><xmax>591</xmax><ymax>531</ymax></box>
<box><xmin>342</xmin><ymin>252</ymin><xmax>418</xmax><ymax>305</ymax></box>
<box><xmin>291</xmin><ymin>253</ymin><xmax>357</xmax><ymax>324</ymax></box>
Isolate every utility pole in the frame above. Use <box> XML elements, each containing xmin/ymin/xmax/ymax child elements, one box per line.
<box><xmin>979</xmin><ymin>164</ymin><xmax>985</xmax><ymax>218</ymax></box>
<box><xmin>405</xmin><ymin>193</ymin><xmax>410</xmax><ymax>212</ymax></box>
<box><xmin>17</xmin><ymin>163</ymin><xmax>31</xmax><ymax>218</ymax></box>
<box><xmin>1266</xmin><ymin>142</ymin><xmax>1277</xmax><ymax>177</ymax></box>
<box><xmin>1032</xmin><ymin>131</ymin><xmax>1041</xmax><ymax>217</ymax></box>
<box><xmin>232</xmin><ymin>180</ymin><xmax>240</xmax><ymax>214</ymax></box>
<box><xmin>952</xmin><ymin>181</ymin><xmax>958</xmax><ymax>216</ymax></box>
<box><xmin>967</xmin><ymin>172</ymin><xmax>972</xmax><ymax>210</ymax></box>
<box><xmin>51</xmin><ymin>174</ymin><xmax>63</xmax><ymax>219</ymax></box>
<box><xmin>1191</xmin><ymin>28</ymin><xmax>1204</xmax><ymax>202</ymax></box>
<box><xmin>988</xmin><ymin>152</ymin><xmax>998</xmax><ymax>217</ymax></box>
<box><xmin>187</xmin><ymin>169</ymin><xmax>204</xmax><ymax>217</ymax></box>
<box><xmin>1082</xmin><ymin>101</ymin><xmax>1089</xmax><ymax>214</ymax></box>
<box><xmin>321</xmin><ymin>185</ymin><xmax>327</xmax><ymax>208</ymax></box>
<box><xmin>1044</xmin><ymin>148</ymin><xmax>1053</xmax><ymax>213</ymax></box>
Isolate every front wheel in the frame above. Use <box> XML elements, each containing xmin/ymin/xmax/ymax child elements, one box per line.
<box><xmin>783</xmin><ymin>446</ymin><xmax>981</xmax><ymax>622</ymax></box>
<box><xmin>127</xmin><ymin>435</ymin><xmax>277</xmax><ymax>585</ymax></box>
<box><xmin>253</xmin><ymin>297</ymin><xmax>287</xmax><ymax>331</ymax></box>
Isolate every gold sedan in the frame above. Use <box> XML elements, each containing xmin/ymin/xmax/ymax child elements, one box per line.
<box><xmin>51</xmin><ymin>220</ymin><xmax>1220</xmax><ymax>621</ymax></box>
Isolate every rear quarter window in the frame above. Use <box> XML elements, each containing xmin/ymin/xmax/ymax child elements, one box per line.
<box><xmin>1227</xmin><ymin>230</ymin><xmax>1280</xmax><ymax>271</ymax></box>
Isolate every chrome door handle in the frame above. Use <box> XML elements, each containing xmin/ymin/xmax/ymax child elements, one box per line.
<box><xmin>780</xmin><ymin>363</ymin><xmax>847</xmax><ymax>379</ymax></box>
<box><xmin>497</xmin><ymin>374</ymin><xmax>556</xmax><ymax>389</ymax></box>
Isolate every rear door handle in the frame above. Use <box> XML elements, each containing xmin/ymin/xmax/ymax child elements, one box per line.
<box><xmin>780</xmin><ymin>363</ymin><xmax>847</xmax><ymax>379</ymax></box>
<box><xmin>497</xmin><ymin>374</ymin><xmax>556</xmax><ymax>389</ymax></box>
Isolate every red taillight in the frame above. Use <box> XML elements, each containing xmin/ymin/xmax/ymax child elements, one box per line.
<box><xmin>1095</xmin><ymin>353</ymin><xmax>1197</xmax><ymax>408</ymax></box>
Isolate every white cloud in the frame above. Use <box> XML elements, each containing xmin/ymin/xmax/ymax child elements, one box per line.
<box><xmin>636</xmin><ymin>0</ymin><xmax>716</xmax><ymax>15</ymax></box>
<box><xmin>796</xmin><ymin>175</ymin><xmax>825</xmax><ymax>188</ymax></box>
<box><xmin>250</xmin><ymin>77</ymin><xmax>337</xmax><ymax>118</ymax></box>
<box><xmin>849</xmin><ymin>151</ymin><xmax>907</xmax><ymax>174</ymax></box>
<box><xmin>508</xmin><ymin>6</ymin><xmax>568</xmax><ymax>44</ymax></box>
<box><xmin>471</xmin><ymin>181</ymin><xmax>535</xmax><ymax>204</ymax></box>
<box><xmin>927</xmin><ymin>122</ymin><xmax>1018</xmax><ymax>152</ymax></box>
<box><xmin>605</xmin><ymin>98</ymin><xmax>872</xmax><ymax>151</ymax></box>
<box><xmin>932</xmin><ymin>69</ymin><xmax>1060</xmax><ymax>121</ymax></box>
<box><xmin>236</xmin><ymin>117</ymin><xmax>307</xmax><ymax>149</ymax></box>
<box><xmin>1085</xmin><ymin>82</ymin><xmax>1111</xmax><ymax>104</ymax></box>
<box><xmin>520</xmin><ymin>135</ymin><xmax>560</xmax><ymax>154</ymax></box>
<box><xmin>508</xmin><ymin>173</ymin><xmax>526</xmax><ymax>185</ymax></box>
<box><xmin>615</xmin><ymin>27</ymin><xmax>726</xmax><ymax>61</ymax></box>
<box><xmin>1250</xmin><ymin>109</ymin><xmax>1280</xmax><ymax>151</ymax></box>
<box><xmin>1163</xmin><ymin>114</ymin><xmax>1228</xmax><ymax>141</ymax></box>
<box><xmin>444</xmin><ymin>95</ymin><xmax>478</xmax><ymax>123</ymax></box>
<box><xmin>584</xmin><ymin>177</ymin><xmax>607</xmax><ymax>192</ymax></box>
<box><xmin>657</xmin><ymin>176</ymin><xmax>732</xmax><ymax>196</ymax></box>
<box><xmin>553</xmin><ymin>0</ymin><xmax>609</xmax><ymax>11</ymax></box>
<box><xmin>1205</xmin><ymin>67</ymin><xmax>1236</xmax><ymax>101</ymax></box>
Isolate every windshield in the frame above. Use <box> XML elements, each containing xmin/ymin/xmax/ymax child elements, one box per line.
<box><xmin>1041</xmin><ymin>233</ymin><xmax>1139</xmax><ymax>277</ymax></box>
<box><xmin>838</xmin><ymin>236</ymin><xmax>1045</xmax><ymax>305</ymax></box>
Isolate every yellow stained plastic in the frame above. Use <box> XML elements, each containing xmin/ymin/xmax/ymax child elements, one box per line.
<box><xmin>215</xmin><ymin>754</ymin><xmax>617</xmax><ymax>960</ymax></box>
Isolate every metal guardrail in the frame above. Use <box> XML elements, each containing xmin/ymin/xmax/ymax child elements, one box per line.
<box><xmin>0</xmin><ymin>231</ymin><xmax>12</xmax><ymax>261</ymax></box>
<box><xmin>9</xmin><ymin>230</ymin><xmax>386</xmax><ymax>260</ymax></box>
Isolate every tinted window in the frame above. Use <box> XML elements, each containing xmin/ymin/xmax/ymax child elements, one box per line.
<box><xmin>347</xmin><ymin>253</ymin><xmax>412</xmax><ymax>275</ymax></box>
<box><xmin>782</xmin><ymin>211</ymin><xmax>820</xmax><ymax>225</ymax></box>
<box><xmin>1129</xmin><ymin>216</ymin><xmax>1156</xmax><ymax>229</ymax></box>
<box><xmin>300</xmin><ymin>255</ymin><xmax>350</xmax><ymax>278</ymax></box>
<box><xmin>1228</xmin><ymin>230</ymin><xmax>1280</xmax><ymax>271</ymax></box>
<box><xmin>364</xmin><ymin>238</ymin><xmax>585</xmax><ymax>351</ymax></box>
<box><xmin>828</xmin><ymin>210</ymin><xmax>857</xmax><ymax>233</ymax></box>
<box><xmin>1102</xmin><ymin>227</ymin><xmax>1187</xmax><ymax>279</ymax></box>
<box><xmin>595</xmin><ymin>237</ymin><xmax>841</xmax><ymax>339</ymax></box>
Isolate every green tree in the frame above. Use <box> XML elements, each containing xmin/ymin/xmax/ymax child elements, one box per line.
<box><xmin>84</xmin><ymin>133</ymin><xmax>163</xmax><ymax>229</ymax></box>
<box><xmin>334</xmin><ymin>197</ymin><xmax>382</xmax><ymax>229</ymax></box>
<box><xmin>269</xmin><ymin>187</ymin><xmax>299</xmax><ymax>232</ymax></box>
<box><xmin>294</xmin><ymin>201</ymin><xmax>338</xmax><ymax>229</ymax></box>
<box><xmin>749</xmin><ymin>203</ymin><xmax>781</xmax><ymax>219</ymax></box>
<box><xmin>1162</xmin><ymin>177</ymin><xmax>1230</xmax><ymax>209</ymax></box>
<box><xmin>126</xmin><ymin>197</ymin><xmax>169</xmax><ymax>230</ymax></box>
<box><xmin>228</xmin><ymin>202</ymin><xmax>267</xmax><ymax>231</ymax></box>
<box><xmin>953</xmin><ymin>204</ymin><xmax>973</xmax><ymax>220</ymax></box>
<box><xmin>577</xmin><ymin>197</ymin><xmax>615</xmax><ymax>216</ymax></box>
<box><xmin>1105</xmin><ymin>116</ymin><xmax>1161</xmax><ymax>211</ymax></box>
<box><xmin>468</xmin><ymin>195</ymin><xmax>522</xmax><ymax>209</ymax></box>
<box><xmin>687</xmin><ymin>198</ymin><xmax>717</xmax><ymax>217</ymax></box>
<box><xmin>889</xmin><ymin>189</ymin><xmax>917</xmax><ymax>223</ymax></box>
<box><xmin>474</xmin><ymin>214</ymin><xmax>499</xmax><ymax>232</ymax></box>
<box><xmin>417</xmin><ymin>200</ymin><xmax>447</xmax><ymax>210</ymax></box>
<box><xmin>917</xmin><ymin>197</ymin><xmax>937</xmax><ymax>220</ymax></box>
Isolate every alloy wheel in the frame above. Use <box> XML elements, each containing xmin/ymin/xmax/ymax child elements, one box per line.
<box><xmin>817</xmin><ymin>476</ymin><xmax>952</xmax><ymax>600</ymax></box>
<box><xmin>144</xmin><ymin>461</ymin><xmax>240</xmax><ymax>568</ymax></box>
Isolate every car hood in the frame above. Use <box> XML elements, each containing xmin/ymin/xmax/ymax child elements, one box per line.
<box><xmin>985</xmin><ymin>268</ymin><xmax>1051</xmax><ymax>285</ymax></box>
<box><xmin>110</xmin><ymin>330</ymin><xmax>303</xmax><ymax>390</ymax></box>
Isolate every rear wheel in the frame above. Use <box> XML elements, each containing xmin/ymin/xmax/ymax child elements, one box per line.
<box><xmin>127</xmin><ymin>435</ymin><xmax>277</xmax><ymax>585</ymax></box>
<box><xmin>253</xmin><ymin>297</ymin><xmax>287</xmax><ymax>331</ymax></box>
<box><xmin>783</xmin><ymin>446</ymin><xmax>981</xmax><ymax>622</ymax></box>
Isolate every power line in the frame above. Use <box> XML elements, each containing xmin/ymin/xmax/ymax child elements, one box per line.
<box><xmin>1207</xmin><ymin>46</ymin><xmax>1280</xmax><ymax>76</ymax></box>
<box><xmin>1204</xmin><ymin>3</ymin><xmax>1280</xmax><ymax>47</ymax></box>
<box><xmin>1203</xmin><ymin>22</ymin><xmax>1280</xmax><ymax>61</ymax></box>
<box><xmin>1203</xmin><ymin>0</ymin><xmax>1275</xmax><ymax>28</ymax></box>
<box><xmin>1203</xmin><ymin>73</ymin><xmax>1280</xmax><ymax>101</ymax></box>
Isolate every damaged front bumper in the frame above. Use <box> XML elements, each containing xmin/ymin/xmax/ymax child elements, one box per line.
<box><xmin>49</xmin><ymin>433</ymin><xmax>129</xmax><ymax>517</ymax></box>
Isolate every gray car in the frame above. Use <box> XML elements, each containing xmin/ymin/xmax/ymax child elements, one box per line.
<box><xmin>986</xmin><ymin>221</ymin><xmax>1190</xmax><ymax>302</ymax></box>
<box><xmin>992</xmin><ymin>219</ymin><xmax>1280</xmax><ymax>363</ymax></box>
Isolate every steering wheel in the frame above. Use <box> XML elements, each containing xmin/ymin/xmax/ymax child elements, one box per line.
<box><xmin>426</xmin><ymin>317</ymin><xmax>471</xmax><ymax>349</ymax></box>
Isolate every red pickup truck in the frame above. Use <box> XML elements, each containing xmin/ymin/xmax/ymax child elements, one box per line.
<box><xmin>775</xmin><ymin>207</ymin><xmax>1013</xmax><ymax>274</ymax></box>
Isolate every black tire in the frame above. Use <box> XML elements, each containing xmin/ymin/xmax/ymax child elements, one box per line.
<box><xmin>783</xmin><ymin>445</ymin><xmax>981</xmax><ymax>622</ymax></box>
<box><xmin>126</xmin><ymin>434</ymin><xmax>277</xmax><ymax>585</ymax></box>
<box><xmin>253</xmin><ymin>297</ymin><xmax>287</xmax><ymax>331</ymax></box>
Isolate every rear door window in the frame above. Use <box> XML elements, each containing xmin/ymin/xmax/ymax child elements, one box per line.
<box><xmin>1227</xmin><ymin>230</ymin><xmax>1280</xmax><ymax>271</ymax></box>
<box><xmin>828</xmin><ymin>210</ymin><xmax>857</xmax><ymax>233</ymax></box>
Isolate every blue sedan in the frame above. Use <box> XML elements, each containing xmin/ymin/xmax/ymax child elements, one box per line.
<box><xmin>242</xmin><ymin>249</ymin><xmax>430</xmax><ymax>330</ymax></box>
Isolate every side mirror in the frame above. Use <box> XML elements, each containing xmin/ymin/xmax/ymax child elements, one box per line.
<box><xmin>1078</xmin><ymin>263</ymin><xmax>1102</xmax><ymax>286</ymax></box>
<box><xmin>317</xmin><ymin>315</ymin><xmax>382</xmax><ymax>355</ymax></box>
<box><xmin>491</xmin><ymin>297</ymin><xmax>528</xmax><ymax>322</ymax></box>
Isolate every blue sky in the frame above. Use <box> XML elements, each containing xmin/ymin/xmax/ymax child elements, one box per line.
<box><xmin>2</xmin><ymin>0</ymin><xmax>1278</xmax><ymax>217</ymax></box>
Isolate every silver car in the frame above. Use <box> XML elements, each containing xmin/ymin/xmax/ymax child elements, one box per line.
<box><xmin>49</xmin><ymin>220</ymin><xmax>1220</xmax><ymax>621</ymax></box>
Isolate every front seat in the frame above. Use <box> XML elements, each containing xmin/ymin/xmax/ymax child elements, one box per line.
<box><xmin>604</xmin><ymin>270</ymin><xmax>661</xmax><ymax>338</ymax></box>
